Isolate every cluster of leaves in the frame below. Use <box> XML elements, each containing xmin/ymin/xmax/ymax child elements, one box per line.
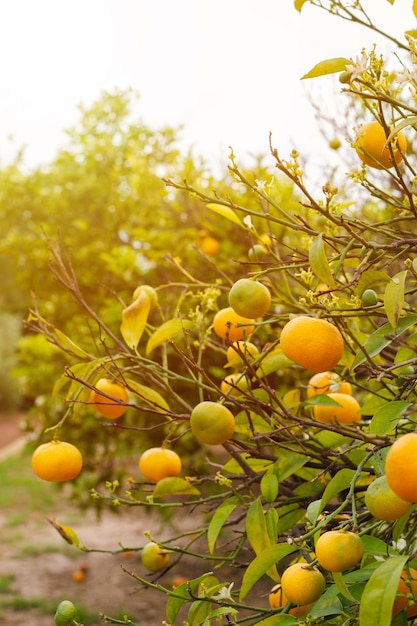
<box><xmin>20</xmin><ymin>1</ymin><xmax>417</xmax><ymax>625</ymax></box>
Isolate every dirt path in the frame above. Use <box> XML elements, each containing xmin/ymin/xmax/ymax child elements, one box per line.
<box><xmin>0</xmin><ymin>415</ymin><xmax>210</xmax><ymax>626</ymax></box>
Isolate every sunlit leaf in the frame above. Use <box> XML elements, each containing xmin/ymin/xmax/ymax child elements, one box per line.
<box><xmin>47</xmin><ymin>518</ymin><xmax>80</xmax><ymax>547</ymax></box>
<box><xmin>207</xmin><ymin>496</ymin><xmax>239</xmax><ymax>555</ymax></box>
<box><xmin>359</xmin><ymin>555</ymin><xmax>408</xmax><ymax>626</ymax></box>
<box><xmin>255</xmin><ymin>349</ymin><xmax>293</xmax><ymax>378</ymax></box>
<box><xmin>146</xmin><ymin>318</ymin><xmax>194</xmax><ymax>355</ymax></box>
<box><xmin>206</xmin><ymin>203</ymin><xmax>242</xmax><ymax>227</ymax></box>
<box><xmin>384</xmin><ymin>270</ymin><xmax>407</xmax><ymax>332</ymax></box>
<box><xmin>152</xmin><ymin>477</ymin><xmax>200</xmax><ymax>498</ymax></box>
<box><xmin>54</xmin><ymin>328</ymin><xmax>89</xmax><ymax>359</ymax></box>
<box><xmin>120</xmin><ymin>290</ymin><xmax>151</xmax><ymax>349</ymax></box>
<box><xmin>301</xmin><ymin>57</ymin><xmax>350</xmax><ymax>80</ymax></box>
<box><xmin>239</xmin><ymin>544</ymin><xmax>298</xmax><ymax>600</ymax></box>
<box><xmin>126</xmin><ymin>378</ymin><xmax>170</xmax><ymax>412</ymax></box>
<box><xmin>309</xmin><ymin>233</ymin><xmax>335</xmax><ymax>287</ymax></box>
<box><xmin>294</xmin><ymin>0</ymin><xmax>308</xmax><ymax>11</ymax></box>
<box><xmin>412</xmin><ymin>0</ymin><xmax>417</xmax><ymax>19</ymax></box>
<box><xmin>369</xmin><ymin>401</ymin><xmax>412</xmax><ymax>435</ymax></box>
<box><xmin>386</xmin><ymin>116</ymin><xmax>417</xmax><ymax>143</ymax></box>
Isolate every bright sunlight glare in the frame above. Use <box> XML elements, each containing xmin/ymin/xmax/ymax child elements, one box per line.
<box><xmin>0</xmin><ymin>0</ymin><xmax>413</xmax><ymax>172</ymax></box>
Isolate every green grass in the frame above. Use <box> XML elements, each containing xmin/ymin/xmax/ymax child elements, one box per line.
<box><xmin>0</xmin><ymin>446</ymin><xmax>59</xmax><ymax>518</ymax></box>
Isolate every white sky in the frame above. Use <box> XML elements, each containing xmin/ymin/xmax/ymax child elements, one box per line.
<box><xmin>0</xmin><ymin>1</ymin><xmax>414</xmax><ymax>173</ymax></box>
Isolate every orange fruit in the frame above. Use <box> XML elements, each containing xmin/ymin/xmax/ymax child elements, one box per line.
<box><xmin>315</xmin><ymin>530</ymin><xmax>364</xmax><ymax>572</ymax></box>
<box><xmin>172</xmin><ymin>576</ymin><xmax>188</xmax><ymax>588</ymax></box>
<box><xmin>392</xmin><ymin>568</ymin><xmax>417</xmax><ymax>618</ymax></box>
<box><xmin>354</xmin><ymin>121</ymin><xmax>407</xmax><ymax>169</ymax></box>
<box><xmin>220</xmin><ymin>372</ymin><xmax>249</xmax><ymax>397</ymax></box>
<box><xmin>71</xmin><ymin>570</ymin><xmax>85</xmax><ymax>583</ymax></box>
<box><xmin>365</xmin><ymin>474</ymin><xmax>411</xmax><ymax>521</ymax></box>
<box><xmin>32</xmin><ymin>440</ymin><xmax>83</xmax><ymax>482</ymax></box>
<box><xmin>313</xmin><ymin>392</ymin><xmax>361</xmax><ymax>425</ymax></box>
<box><xmin>141</xmin><ymin>541</ymin><xmax>170</xmax><ymax>572</ymax></box>
<box><xmin>280</xmin><ymin>563</ymin><xmax>325</xmax><ymax>605</ymax></box>
<box><xmin>138</xmin><ymin>447</ymin><xmax>182</xmax><ymax>483</ymax></box>
<box><xmin>307</xmin><ymin>371</ymin><xmax>352</xmax><ymax>398</ymax></box>
<box><xmin>89</xmin><ymin>377</ymin><xmax>129</xmax><ymax>419</ymax></box>
<box><xmin>190</xmin><ymin>401</ymin><xmax>235</xmax><ymax>445</ymax></box>
<box><xmin>200</xmin><ymin>235</ymin><xmax>220</xmax><ymax>256</ymax></box>
<box><xmin>212</xmin><ymin>306</ymin><xmax>255</xmax><ymax>341</ymax></box>
<box><xmin>280</xmin><ymin>316</ymin><xmax>344</xmax><ymax>373</ymax></box>
<box><xmin>228</xmin><ymin>278</ymin><xmax>271</xmax><ymax>318</ymax></box>
<box><xmin>386</xmin><ymin>432</ymin><xmax>417</xmax><ymax>503</ymax></box>
<box><xmin>226</xmin><ymin>341</ymin><xmax>259</xmax><ymax>369</ymax></box>
<box><xmin>268</xmin><ymin>583</ymin><xmax>311</xmax><ymax>617</ymax></box>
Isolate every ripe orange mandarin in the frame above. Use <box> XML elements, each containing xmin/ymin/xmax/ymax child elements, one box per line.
<box><xmin>385</xmin><ymin>432</ymin><xmax>417</xmax><ymax>503</ymax></box>
<box><xmin>32</xmin><ymin>440</ymin><xmax>83</xmax><ymax>482</ymax></box>
<box><xmin>280</xmin><ymin>316</ymin><xmax>344</xmax><ymax>373</ymax></box>
<box><xmin>354</xmin><ymin>121</ymin><xmax>407</xmax><ymax>170</ymax></box>
<box><xmin>392</xmin><ymin>568</ymin><xmax>417</xmax><ymax>618</ymax></box>
<box><xmin>138</xmin><ymin>447</ymin><xmax>182</xmax><ymax>483</ymax></box>
<box><xmin>89</xmin><ymin>377</ymin><xmax>129</xmax><ymax>419</ymax></box>
<box><xmin>307</xmin><ymin>371</ymin><xmax>352</xmax><ymax>398</ymax></box>
<box><xmin>212</xmin><ymin>307</ymin><xmax>255</xmax><ymax>342</ymax></box>
<box><xmin>313</xmin><ymin>392</ymin><xmax>361</xmax><ymax>425</ymax></box>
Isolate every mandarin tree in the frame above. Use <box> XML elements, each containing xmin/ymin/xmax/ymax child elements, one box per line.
<box><xmin>24</xmin><ymin>1</ymin><xmax>417</xmax><ymax>625</ymax></box>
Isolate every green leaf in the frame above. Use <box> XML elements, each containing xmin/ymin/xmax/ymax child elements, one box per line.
<box><xmin>246</xmin><ymin>497</ymin><xmax>272</xmax><ymax>556</ymax></box>
<box><xmin>152</xmin><ymin>477</ymin><xmax>200</xmax><ymax>498</ymax></box>
<box><xmin>361</xmin><ymin>535</ymin><xmax>397</xmax><ymax>557</ymax></box>
<box><xmin>53</xmin><ymin>328</ymin><xmax>89</xmax><ymax>359</ymax></box>
<box><xmin>369</xmin><ymin>401</ymin><xmax>412</xmax><ymax>435</ymax></box>
<box><xmin>125</xmin><ymin>378</ymin><xmax>170</xmax><ymax>412</ymax></box>
<box><xmin>166</xmin><ymin>584</ymin><xmax>192</xmax><ymax>624</ymax></box>
<box><xmin>206</xmin><ymin>203</ymin><xmax>243</xmax><ymax>227</ymax></box>
<box><xmin>276</xmin><ymin>451</ymin><xmax>308</xmax><ymax>482</ymax></box>
<box><xmin>308</xmin><ymin>233</ymin><xmax>335</xmax><ymax>287</ymax></box>
<box><xmin>239</xmin><ymin>544</ymin><xmax>298</xmax><ymax>600</ymax></box>
<box><xmin>384</xmin><ymin>271</ymin><xmax>407</xmax><ymax>332</ymax></box>
<box><xmin>359</xmin><ymin>555</ymin><xmax>409</xmax><ymax>626</ymax></box>
<box><xmin>245</xmin><ymin>498</ymin><xmax>279</xmax><ymax>581</ymax></box>
<box><xmin>256</xmin><ymin>350</ymin><xmax>293</xmax><ymax>378</ymax></box>
<box><xmin>120</xmin><ymin>290</ymin><xmax>151</xmax><ymax>349</ymax></box>
<box><xmin>207</xmin><ymin>496</ymin><xmax>239</xmax><ymax>555</ymax></box>
<box><xmin>306</xmin><ymin>394</ymin><xmax>344</xmax><ymax>407</ymax></box>
<box><xmin>320</xmin><ymin>469</ymin><xmax>356</xmax><ymax>513</ymax></box>
<box><xmin>356</xmin><ymin>270</ymin><xmax>391</xmax><ymax>297</ymax></box>
<box><xmin>261</xmin><ymin>472</ymin><xmax>279</xmax><ymax>503</ymax></box>
<box><xmin>146</xmin><ymin>318</ymin><xmax>194</xmax><ymax>355</ymax></box>
<box><xmin>351</xmin><ymin>314</ymin><xmax>417</xmax><ymax>369</ymax></box>
<box><xmin>301</xmin><ymin>57</ymin><xmax>350</xmax><ymax>80</ymax></box>
<box><xmin>265</xmin><ymin>507</ymin><xmax>279</xmax><ymax>545</ymax></box>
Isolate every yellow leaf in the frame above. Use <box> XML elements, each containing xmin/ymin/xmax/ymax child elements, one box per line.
<box><xmin>206</xmin><ymin>203</ymin><xmax>243</xmax><ymax>227</ymax></box>
<box><xmin>146</xmin><ymin>318</ymin><xmax>194</xmax><ymax>355</ymax></box>
<box><xmin>126</xmin><ymin>378</ymin><xmax>170</xmax><ymax>412</ymax></box>
<box><xmin>309</xmin><ymin>233</ymin><xmax>336</xmax><ymax>288</ymax></box>
<box><xmin>384</xmin><ymin>270</ymin><xmax>407</xmax><ymax>332</ymax></box>
<box><xmin>301</xmin><ymin>57</ymin><xmax>350</xmax><ymax>80</ymax></box>
<box><xmin>413</xmin><ymin>0</ymin><xmax>417</xmax><ymax>17</ymax></box>
<box><xmin>120</xmin><ymin>290</ymin><xmax>151</xmax><ymax>349</ymax></box>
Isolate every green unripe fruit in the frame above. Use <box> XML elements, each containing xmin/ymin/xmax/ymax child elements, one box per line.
<box><xmin>54</xmin><ymin>600</ymin><xmax>77</xmax><ymax>626</ymax></box>
<box><xmin>339</xmin><ymin>70</ymin><xmax>351</xmax><ymax>84</ymax></box>
<box><xmin>248</xmin><ymin>244</ymin><xmax>267</xmax><ymax>261</ymax></box>
<box><xmin>361</xmin><ymin>289</ymin><xmax>379</xmax><ymax>307</ymax></box>
<box><xmin>329</xmin><ymin>138</ymin><xmax>341</xmax><ymax>150</ymax></box>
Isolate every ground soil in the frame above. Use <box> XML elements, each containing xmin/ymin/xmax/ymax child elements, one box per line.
<box><xmin>0</xmin><ymin>414</ymin><xmax>205</xmax><ymax>626</ymax></box>
<box><xmin>0</xmin><ymin>415</ymin><xmax>269</xmax><ymax>626</ymax></box>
